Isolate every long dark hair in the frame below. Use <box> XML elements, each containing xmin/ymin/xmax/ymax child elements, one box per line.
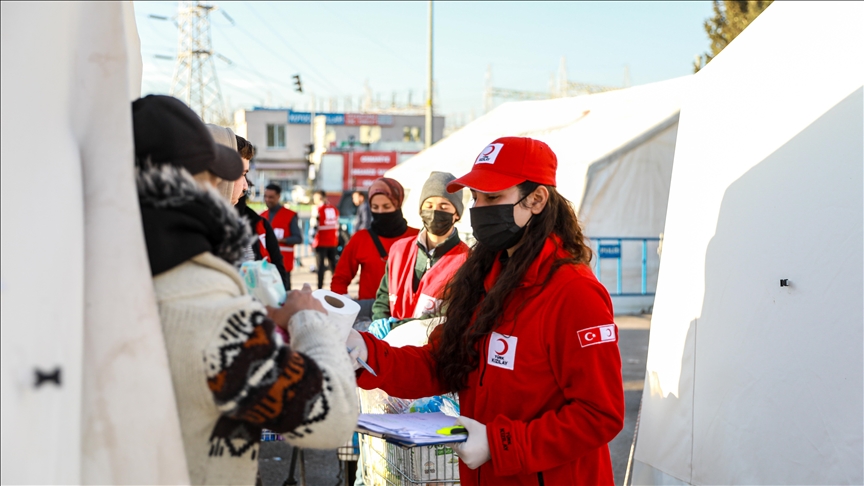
<box><xmin>432</xmin><ymin>181</ymin><xmax>592</xmax><ymax>392</ymax></box>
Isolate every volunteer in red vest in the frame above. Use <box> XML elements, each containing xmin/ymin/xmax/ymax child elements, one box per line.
<box><xmin>261</xmin><ymin>184</ymin><xmax>302</xmax><ymax>290</ymax></box>
<box><xmin>367</xmin><ymin>172</ymin><xmax>469</xmax><ymax>338</ymax></box>
<box><xmin>311</xmin><ymin>190</ymin><xmax>340</xmax><ymax>290</ymax></box>
<box><xmin>330</xmin><ymin>178</ymin><xmax>419</xmax><ymax>304</ymax></box>
<box><xmin>344</xmin><ymin>137</ymin><xmax>625</xmax><ymax>485</ymax></box>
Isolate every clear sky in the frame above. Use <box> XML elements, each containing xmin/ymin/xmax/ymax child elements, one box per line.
<box><xmin>134</xmin><ymin>1</ymin><xmax>713</xmax><ymax>122</ymax></box>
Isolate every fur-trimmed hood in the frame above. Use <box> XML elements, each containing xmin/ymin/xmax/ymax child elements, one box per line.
<box><xmin>136</xmin><ymin>162</ymin><xmax>253</xmax><ymax>276</ymax></box>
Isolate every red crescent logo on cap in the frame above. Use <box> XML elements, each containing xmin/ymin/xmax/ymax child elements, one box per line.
<box><xmin>481</xmin><ymin>145</ymin><xmax>496</xmax><ymax>156</ymax></box>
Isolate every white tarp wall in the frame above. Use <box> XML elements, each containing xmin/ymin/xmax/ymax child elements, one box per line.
<box><xmin>633</xmin><ymin>2</ymin><xmax>863</xmax><ymax>484</ymax></box>
<box><xmin>1</xmin><ymin>3</ymin><xmax>189</xmax><ymax>484</ymax></box>
<box><xmin>387</xmin><ymin>78</ymin><xmax>688</xmax><ymax>313</ymax></box>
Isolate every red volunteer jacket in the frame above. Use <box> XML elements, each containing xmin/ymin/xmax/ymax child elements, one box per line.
<box><xmin>358</xmin><ymin>236</ymin><xmax>625</xmax><ymax>486</ymax></box>
<box><xmin>387</xmin><ymin>235</ymin><xmax>468</xmax><ymax>319</ymax></box>
<box><xmin>330</xmin><ymin>227</ymin><xmax>419</xmax><ymax>300</ymax></box>
<box><xmin>261</xmin><ymin>206</ymin><xmax>298</xmax><ymax>272</ymax></box>
<box><xmin>313</xmin><ymin>203</ymin><xmax>339</xmax><ymax>248</ymax></box>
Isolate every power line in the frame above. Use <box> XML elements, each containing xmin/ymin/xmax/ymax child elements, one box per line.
<box><xmin>250</xmin><ymin>2</ymin><xmax>362</xmax><ymax>93</ymax></box>
<box><xmin>211</xmin><ymin>22</ymin><xmax>297</xmax><ymax>97</ymax></box>
<box><xmin>317</xmin><ymin>2</ymin><xmax>422</xmax><ymax>71</ymax></box>
<box><xmin>217</xmin><ymin>6</ymin><xmax>343</xmax><ymax>96</ymax></box>
<box><xmin>242</xmin><ymin>3</ymin><xmax>346</xmax><ymax>95</ymax></box>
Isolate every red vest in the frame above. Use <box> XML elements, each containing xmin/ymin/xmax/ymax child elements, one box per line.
<box><xmin>313</xmin><ymin>203</ymin><xmax>339</xmax><ymax>248</ymax></box>
<box><xmin>260</xmin><ymin>206</ymin><xmax>297</xmax><ymax>272</ymax></box>
<box><xmin>387</xmin><ymin>235</ymin><xmax>469</xmax><ymax>319</ymax></box>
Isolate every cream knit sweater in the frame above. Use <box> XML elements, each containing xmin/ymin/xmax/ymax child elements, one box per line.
<box><xmin>154</xmin><ymin>252</ymin><xmax>358</xmax><ymax>485</ymax></box>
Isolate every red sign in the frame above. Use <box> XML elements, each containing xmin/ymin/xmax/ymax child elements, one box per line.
<box><xmin>342</xmin><ymin>152</ymin><xmax>399</xmax><ymax>190</ymax></box>
<box><xmin>344</xmin><ymin>113</ymin><xmax>394</xmax><ymax>127</ymax></box>
<box><xmin>345</xmin><ymin>113</ymin><xmax>377</xmax><ymax>126</ymax></box>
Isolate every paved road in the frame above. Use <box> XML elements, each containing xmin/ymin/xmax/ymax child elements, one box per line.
<box><xmin>608</xmin><ymin>315</ymin><xmax>651</xmax><ymax>486</ymax></box>
<box><xmin>259</xmin><ymin>253</ymin><xmax>651</xmax><ymax>486</ymax></box>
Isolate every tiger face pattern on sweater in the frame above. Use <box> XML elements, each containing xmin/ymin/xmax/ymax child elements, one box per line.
<box><xmin>204</xmin><ymin>307</ymin><xmax>327</xmax><ymax>458</ymax></box>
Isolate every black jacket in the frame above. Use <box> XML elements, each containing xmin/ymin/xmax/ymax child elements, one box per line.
<box><xmin>236</xmin><ymin>196</ymin><xmax>291</xmax><ymax>289</ymax></box>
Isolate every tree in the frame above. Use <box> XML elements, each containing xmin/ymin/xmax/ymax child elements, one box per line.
<box><xmin>694</xmin><ymin>0</ymin><xmax>773</xmax><ymax>72</ymax></box>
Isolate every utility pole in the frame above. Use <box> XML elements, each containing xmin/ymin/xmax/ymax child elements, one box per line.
<box><xmin>425</xmin><ymin>0</ymin><xmax>433</xmax><ymax>149</ymax></box>
<box><xmin>170</xmin><ymin>1</ymin><xmax>228</xmax><ymax>125</ymax></box>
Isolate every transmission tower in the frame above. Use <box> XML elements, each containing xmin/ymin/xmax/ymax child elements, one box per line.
<box><xmin>483</xmin><ymin>59</ymin><xmax>622</xmax><ymax>113</ymax></box>
<box><xmin>170</xmin><ymin>1</ymin><xmax>227</xmax><ymax>125</ymax></box>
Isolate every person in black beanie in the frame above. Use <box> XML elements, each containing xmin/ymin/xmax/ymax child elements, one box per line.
<box><xmin>132</xmin><ymin>95</ymin><xmax>358</xmax><ymax>485</ymax></box>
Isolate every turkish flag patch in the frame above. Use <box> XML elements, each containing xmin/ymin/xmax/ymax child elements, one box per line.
<box><xmin>577</xmin><ymin>324</ymin><xmax>617</xmax><ymax>348</ymax></box>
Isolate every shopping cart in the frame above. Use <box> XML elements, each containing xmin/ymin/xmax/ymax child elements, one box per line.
<box><xmin>359</xmin><ymin>435</ymin><xmax>460</xmax><ymax>486</ymax></box>
<box><xmin>356</xmin><ymin>390</ymin><xmax>461</xmax><ymax>486</ymax></box>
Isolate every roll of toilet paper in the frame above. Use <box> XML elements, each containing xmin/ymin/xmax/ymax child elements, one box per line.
<box><xmin>311</xmin><ymin>289</ymin><xmax>360</xmax><ymax>334</ymax></box>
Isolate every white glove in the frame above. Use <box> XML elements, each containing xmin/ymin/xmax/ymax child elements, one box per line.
<box><xmin>452</xmin><ymin>416</ymin><xmax>490</xmax><ymax>470</ymax></box>
<box><xmin>346</xmin><ymin>329</ymin><xmax>368</xmax><ymax>371</ymax></box>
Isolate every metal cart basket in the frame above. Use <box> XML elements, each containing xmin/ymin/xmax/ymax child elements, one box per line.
<box><xmin>357</xmin><ymin>387</ymin><xmax>461</xmax><ymax>486</ymax></box>
<box><xmin>360</xmin><ymin>435</ymin><xmax>460</xmax><ymax>486</ymax></box>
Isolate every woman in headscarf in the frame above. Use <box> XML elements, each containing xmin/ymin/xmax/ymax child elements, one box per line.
<box><xmin>330</xmin><ymin>178</ymin><xmax>419</xmax><ymax>307</ymax></box>
<box><xmin>366</xmin><ymin>171</ymin><xmax>469</xmax><ymax>338</ymax></box>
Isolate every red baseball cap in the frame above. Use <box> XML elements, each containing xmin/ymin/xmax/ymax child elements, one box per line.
<box><xmin>446</xmin><ymin>137</ymin><xmax>557</xmax><ymax>193</ymax></box>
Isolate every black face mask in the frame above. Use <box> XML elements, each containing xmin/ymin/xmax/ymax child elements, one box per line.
<box><xmin>469</xmin><ymin>195</ymin><xmax>531</xmax><ymax>252</ymax></box>
<box><xmin>420</xmin><ymin>209</ymin><xmax>455</xmax><ymax>237</ymax></box>
<box><xmin>370</xmin><ymin>209</ymin><xmax>407</xmax><ymax>237</ymax></box>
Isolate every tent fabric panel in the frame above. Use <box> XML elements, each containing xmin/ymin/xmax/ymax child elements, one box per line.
<box><xmin>690</xmin><ymin>86</ymin><xmax>863</xmax><ymax>486</ymax></box>
<box><xmin>386</xmin><ymin>77</ymin><xmax>690</xmax><ymax>232</ymax></box>
<box><xmin>75</xmin><ymin>3</ymin><xmax>191</xmax><ymax>484</ymax></box>
<box><xmin>0</xmin><ymin>2</ymin><xmax>190</xmax><ymax>484</ymax></box>
<box><xmin>635</xmin><ymin>1</ymin><xmax>864</xmax><ymax>484</ymax></box>
<box><xmin>631</xmin><ymin>460</ymin><xmax>691</xmax><ymax>486</ymax></box>
<box><xmin>580</xmin><ymin>122</ymin><xmax>677</xmax><ymax>237</ymax></box>
<box><xmin>581</xmin><ymin>123</ymin><xmax>677</xmax><ymax>313</ymax></box>
<box><xmin>1</xmin><ymin>3</ymin><xmax>86</xmax><ymax>483</ymax></box>
<box><xmin>634</xmin><ymin>316</ymin><xmax>697</xmax><ymax>483</ymax></box>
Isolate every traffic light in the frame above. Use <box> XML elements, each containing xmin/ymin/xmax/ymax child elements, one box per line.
<box><xmin>292</xmin><ymin>74</ymin><xmax>303</xmax><ymax>93</ymax></box>
<box><xmin>304</xmin><ymin>143</ymin><xmax>314</xmax><ymax>161</ymax></box>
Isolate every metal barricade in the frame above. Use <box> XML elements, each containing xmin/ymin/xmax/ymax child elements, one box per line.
<box><xmin>590</xmin><ymin>237</ymin><xmax>661</xmax><ymax>296</ymax></box>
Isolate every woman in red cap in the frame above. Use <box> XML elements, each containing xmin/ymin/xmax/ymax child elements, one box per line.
<box><xmin>331</xmin><ymin>178</ymin><xmax>419</xmax><ymax>305</ymax></box>
<box><xmin>345</xmin><ymin>137</ymin><xmax>626</xmax><ymax>485</ymax></box>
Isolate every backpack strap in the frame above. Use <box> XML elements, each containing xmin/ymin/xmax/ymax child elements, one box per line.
<box><xmin>367</xmin><ymin>229</ymin><xmax>388</xmax><ymax>260</ymax></box>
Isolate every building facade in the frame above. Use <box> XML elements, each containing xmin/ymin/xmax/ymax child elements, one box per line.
<box><xmin>235</xmin><ymin>108</ymin><xmax>444</xmax><ymax>201</ymax></box>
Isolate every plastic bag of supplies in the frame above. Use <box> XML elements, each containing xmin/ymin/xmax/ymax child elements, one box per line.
<box><xmin>239</xmin><ymin>260</ymin><xmax>285</xmax><ymax>307</ymax></box>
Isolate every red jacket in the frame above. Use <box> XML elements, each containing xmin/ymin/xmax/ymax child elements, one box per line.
<box><xmin>330</xmin><ymin>227</ymin><xmax>419</xmax><ymax>300</ymax></box>
<box><xmin>260</xmin><ymin>206</ymin><xmax>298</xmax><ymax>271</ymax></box>
<box><xmin>387</xmin><ymin>235</ymin><xmax>468</xmax><ymax>319</ymax></box>
<box><xmin>358</xmin><ymin>236</ymin><xmax>624</xmax><ymax>486</ymax></box>
<box><xmin>313</xmin><ymin>203</ymin><xmax>339</xmax><ymax>248</ymax></box>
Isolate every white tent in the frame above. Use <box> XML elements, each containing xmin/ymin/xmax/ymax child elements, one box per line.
<box><xmin>633</xmin><ymin>2</ymin><xmax>863</xmax><ymax>484</ymax></box>
<box><xmin>1</xmin><ymin>3</ymin><xmax>188</xmax><ymax>484</ymax></box>
<box><xmin>387</xmin><ymin>76</ymin><xmax>690</xmax><ymax>314</ymax></box>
